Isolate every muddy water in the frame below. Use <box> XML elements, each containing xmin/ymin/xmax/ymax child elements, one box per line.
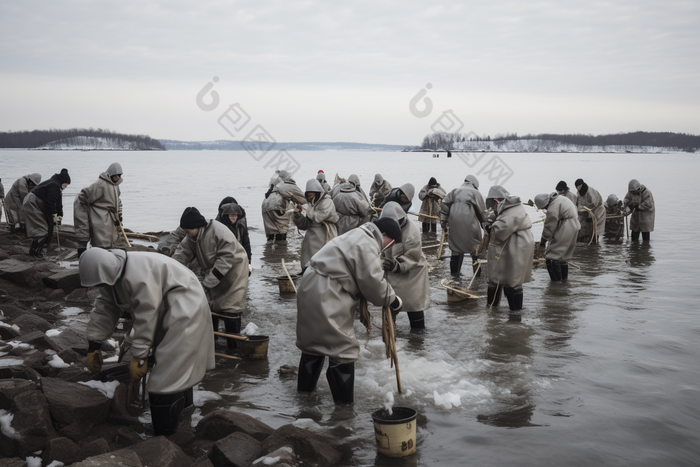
<box><xmin>2</xmin><ymin>150</ymin><xmax>699</xmax><ymax>466</ymax></box>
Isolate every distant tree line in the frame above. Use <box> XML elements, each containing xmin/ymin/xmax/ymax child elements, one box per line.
<box><xmin>421</xmin><ymin>131</ymin><xmax>699</xmax><ymax>152</ymax></box>
<box><xmin>0</xmin><ymin>128</ymin><xmax>165</xmax><ymax>149</ymax></box>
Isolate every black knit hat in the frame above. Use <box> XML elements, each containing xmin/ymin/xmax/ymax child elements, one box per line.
<box><xmin>374</xmin><ymin>218</ymin><xmax>402</xmax><ymax>243</ymax></box>
<box><xmin>574</xmin><ymin>178</ymin><xmax>584</xmax><ymax>187</ymax></box>
<box><xmin>56</xmin><ymin>168</ymin><xmax>71</xmax><ymax>184</ymax></box>
<box><xmin>180</xmin><ymin>207</ymin><xmax>207</xmax><ymax>229</ymax></box>
<box><xmin>429</xmin><ymin>177</ymin><xmax>438</xmax><ymax>186</ymax></box>
<box><xmin>555</xmin><ymin>180</ymin><xmax>568</xmax><ymax>191</ymax></box>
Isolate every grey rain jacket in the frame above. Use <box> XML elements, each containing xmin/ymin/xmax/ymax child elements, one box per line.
<box><xmin>82</xmin><ymin>249</ymin><xmax>215</xmax><ymax>394</ymax></box>
<box><xmin>333</xmin><ymin>181</ymin><xmax>370</xmax><ymax>235</ymax></box>
<box><xmin>173</xmin><ymin>220</ymin><xmax>249</xmax><ymax>314</ymax></box>
<box><xmin>293</xmin><ymin>179</ymin><xmax>339</xmax><ymax>267</ymax></box>
<box><xmin>369</xmin><ymin>174</ymin><xmax>392</xmax><ymax>206</ymax></box>
<box><xmin>486</xmin><ymin>196</ymin><xmax>534</xmax><ymax>288</ymax></box>
<box><xmin>540</xmin><ymin>194</ymin><xmax>580</xmax><ymax>261</ymax></box>
<box><xmin>440</xmin><ymin>178</ymin><xmax>486</xmax><ymax>254</ymax></box>
<box><xmin>624</xmin><ymin>184</ymin><xmax>655</xmax><ymax>232</ymax></box>
<box><xmin>380</xmin><ymin>202</ymin><xmax>430</xmax><ymax>311</ymax></box>
<box><xmin>74</xmin><ymin>163</ymin><xmax>123</xmax><ymax>248</ymax></box>
<box><xmin>5</xmin><ymin>173</ymin><xmax>41</xmax><ymax>225</ymax></box>
<box><xmin>23</xmin><ymin>174</ymin><xmax>64</xmax><ymax>239</ymax></box>
<box><xmin>262</xmin><ymin>178</ymin><xmax>306</xmax><ymax>235</ymax></box>
<box><xmin>418</xmin><ymin>183</ymin><xmax>446</xmax><ymax>224</ymax></box>
<box><xmin>296</xmin><ymin>223</ymin><xmax>397</xmax><ymax>363</ymax></box>
<box><xmin>577</xmin><ymin>185</ymin><xmax>606</xmax><ymax>241</ymax></box>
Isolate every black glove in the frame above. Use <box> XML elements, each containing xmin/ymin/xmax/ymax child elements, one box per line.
<box><xmin>382</xmin><ymin>257</ymin><xmax>399</xmax><ymax>272</ymax></box>
<box><xmin>539</xmin><ymin>239</ymin><xmax>546</xmax><ymax>249</ymax></box>
<box><xmin>586</xmin><ymin>217</ymin><xmax>592</xmax><ymax>223</ymax></box>
<box><xmin>440</xmin><ymin>221</ymin><xmax>447</xmax><ymax>231</ymax></box>
<box><xmin>484</xmin><ymin>223</ymin><xmax>492</xmax><ymax>234</ymax></box>
<box><xmin>389</xmin><ymin>296</ymin><xmax>403</xmax><ymax>312</ymax></box>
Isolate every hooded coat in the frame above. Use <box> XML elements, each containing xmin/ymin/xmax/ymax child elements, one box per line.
<box><xmin>23</xmin><ymin>172</ymin><xmax>67</xmax><ymax>239</ymax></box>
<box><xmin>604</xmin><ymin>194</ymin><xmax>624</xmax><ymax>238</ymax></box>
<box><xmin>74</xmin><ymin>163</ymin><xmax>123</xmax><ymax>248</ymax></box>
<box><xmin>261</xmin><ymin>176</ymin><xmax>306</xmax><ymax>236</ymax></box>
<box><xmin>296</xmin><ymin>223</ymin><xmax>397</xmax><ymax>363</ymax></box>
<box><xmin>82</xmin><ymin>249</ymin><xmax>215</xmax><ymax>395</ymax></box>
<box><xmin>486</xmin><ymin>196</ymin><xmax>534</xmax><ymax>288</ymax></box>
<box><xmin>333</xmin><ymin>181</ymin><xmax>370</xmax><ymax>235</ymax></box>
<box><xmin>219</xmin><ymin>203</ymin><xmax>252</xmax><ymax>262</ymax></box>
<box><xmin>381</xmin><ymin>183</ymin><xmax>415</xmax><ymax>212</ymax></box>
<box><xmin>172</xmin><ymin>220</ymin><xmax>249</xmax><ymax>314</ymax></box>
<box><xmin>418</xmin><ymin>182</ymin><xmax>446</xmax><ymax>224</ymax></box>
<box><xmin>576</xmin><ymin>183</ymin><xmax>606</xmax><ymax>241</ymax></box>
<box><xmin>440</xmin><ymin>177</ymin><xmax>486</xmax><ymax>255</ymax></box>
<box><xmin>5</xmin><ymin>173</ymin><xmax>41</xmax><ymax>225</ymax></box>
<box><xmin>293</xmin><ymin>179</ymin><xmax>339</xmax><ymax>267</ymax></box>
<box><xmin>540</xmin><ymin>194</ymin><xmax>580</xmax><ymax>260</ymax></box>
<box><xmin>369</xmin><ymin>174</ymin><xmax>392</xmax><ymax>207</ymax></box>
<box><xmin>561</xmin><ymin>190</ymin><xmax>577</xmax><ymax>205</ymax></box>
<box><xmin>380</xmin><ymin>202</ymin><xmax>430</xmax><ymax>311</ymax></box>
<box><xmin>624</xmin><ymin>184</ymin><xmax>655</xmax><ymax>232</ymax></box>
<box><xmin>316</xmin><ymin>173</ymin><xmax>331</xmax><ymax>193</ymax></box>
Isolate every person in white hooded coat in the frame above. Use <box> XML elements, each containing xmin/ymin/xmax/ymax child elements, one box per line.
<box><xmin>575</xmin><ymin>178</ymin><xmax>606</xmax><ymax>244</ymax></box>
<box><xmin>332</xmin><ymin>175</ymin><xmax>371</xmax><ymax>235</ymax></box>
<box><xmin>535</xmin><ymin>192</ymin><xmax>580</xmax><ymax>282</ymax></box>
<box><xmin>293</xmin><ymin>179</ymin><xmax>339</xmax><ymax>269</ymax></box>
<box><xmin>623</xmin><ymin>179</ymin><xmax>655</xmax><ymax>241</ymax></box>
<box><xmin>74</xmin><ymin>162</ymin><xmax>124</xmax><ymax>255</ymax></box>
<box><xmin>262</xmin><ymin>171</ymin><xmax>306</xmax><ymax>241</ymax></box>
<box><xmin>5</xmin><ymin>173</ymin><xmax>41</xmax><ymax>233</ymax></box>
<box><xmin>79</xmin><ymin>248</ymin><xmax>215</xmax><ymax>436</ymax></box>
<box><xmin>484</xmin><ymin>186</ymin><xmax>534</xmax><ymax>320</ymax></box>
<box><xmin>296</xmin><ymin>219</ymin><xmax>403</xmax><ymax>404</ymax></box>
<box><xmin>172</xmin><ymin>207</ymin><xmax>249</xmax><ymax>349</ymax></box>
<box><xmin>369</xmin><ymin>174</ymin><xmax>392</xmax><ymax>207</ymax></box>
<box><xmin>380</xmin><ymin>202</ymin><xmax>430</xmax><ymax>329</ymax></box>
<box><xmin>440</xmin><ymin>175</ymin><xmax>486</xmax><ymax>275</ymax></box>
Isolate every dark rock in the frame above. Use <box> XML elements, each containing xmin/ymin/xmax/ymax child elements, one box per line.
<box><xmin>57</xmin><ymin>348</ymin><xmax>85</xmax><ymax>365</ymax></box>
<box><xmin>26</xmin><ymin>310</ymin><xmax>60</xmax><ymax>324</ymax></box>
<box><xmin>108</xmin><ymin>383</ymin><xmax>142</xmax><ymax>426</ymax></box>
<box><xmin>8</xmin><ymin>366</ymin><xmax>42</xmax><ymax>384</ymax></box>
<box><xmin>115</xmin><ymin>426</ymin><xmax>146</xmax><ymax>447</ymax></box>
<box><xmin>16</xmin><ymin>330</ymin><xmax>61</xmax><ymax>352</ymax></box>
<box><xmin>261</xmin><ymin>424</ymin><xmax>341</xmax><ymax>467</ymax></box>
<box><xmin>55</xmin><ymin>366</ymin><xmax>92</xmax><ymax>382</ymax></box>
<box><xmin>195</xmin><ymin>410</ymin><xmax>274</xmax><ymax>442</ymax></box>
<box><xmin>194</xmin><ymin>459</ymin><xmax>216</xmax><ymax>467</ymax></box>
<box><xmin>129</xmin><ymin>436</ymin><xmax>194</xmax><ymax>467</ymax></box>
<box><xmin>0</xmin><ymin>260</ymin><xmax>42</xmax><ymax>287</ymax></box>
<box><xmin>10</xmin><ymin>313</ymin><xmax>54</xmax><ymax>333</ymax></box>
<box><xmin>65</xmin><ymin>287</ymin><xmax>90</xmax><ymax>303</ymax></box>
<box><xmin>0</xmin><ymin>304</ymin><xmax>26</xmax><ymax>320</ymax></box>
<box><xmin>32</xmin><ymin>301</ymin><xmax>61</xmax><ymax>314</ymax></box>
<box><xmin>168</xmin><ymin>430</ymin><xmax>195</xmax><ymax>448</ymax></box>
<box><xmin>78</xmin><ymin>438</ymin><xmax>111</xmax><ymax>460</ymax></box>
<box><xmin>0</xmin><ymin>324</ymin><xmax>20</xmax><ymax>340</ymax></box>
<box><xmin>51</xmin><ymin>327</ymin><xmax>87</xmax><ymax>353</ymax></box>
<box><xmin>0</xmin><ymin>458</ymin><xmax>27</xmax><ymax>467</ymax></box>
<box><xmin>42</xmin><ymin>269</ymin><xmax>82</xmax><ymax>293</ymax></box>
<box><xmin>41</xmin><ymin>436</ymin><xmax>80</xmax><ymax>465</ymax></box>
<box><xmin>0</xmin><ymin>379</ymin><xmax>36</xmax><ymax>410</ymax></box>
<box><xmin>182</xmin><ymin>438</ymin><xmax>215</xmax><ymax>461</ymax></box>
<box><xmin>41</xmin><ymin>377</ymin><xmax>111</xmax><ymax>440</ymax></box>
<box><xmin>71</xmin><ymin>448</ymin><xmax>143</xmax><ymax>466</ymax></box>
<box><xmin>210</xmin><ymin>432</ymin><xmax>262</xmax><ymax>467</ymax></box>
<box><xmin>2</xmin><ymin>389</ymin><xmax>56</xmax><ymax>457</ymax></box>
<box><xmin>45</xmin><ymin>289</ymin><xmax>66</xmax><ymax>301</ymax></box>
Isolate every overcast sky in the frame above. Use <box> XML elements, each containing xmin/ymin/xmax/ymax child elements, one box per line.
<box><xmin>1</xmin><ymin>0</ymin><xmax>698</xmax><ymax>145</ymax></box>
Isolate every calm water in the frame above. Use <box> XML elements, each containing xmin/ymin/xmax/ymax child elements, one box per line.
<box><xmin>2</xmin><ymin>150</ymin><xmax>699</xmax><ymax>466</ymax></box>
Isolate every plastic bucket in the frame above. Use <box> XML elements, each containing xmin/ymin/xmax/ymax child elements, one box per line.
<box><xmin>237</xmin><ymin>335</ymin><xmax>269</xmax><ymax>360</ymax></box>
<box><xmin>278</xmin><ymin>275</ymin><xmax>298</xmax><ymax>294</ymax></box>
<box><xmin>371</xmin><ymin>407</ymin><xmax>417</xmax><ymax>457</ymax></box>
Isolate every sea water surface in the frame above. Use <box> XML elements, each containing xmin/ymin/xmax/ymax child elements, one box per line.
<box><xmin>1</xmin><ymin>149</ymin><xmax>699</xmax><ymax>466</ymax></box>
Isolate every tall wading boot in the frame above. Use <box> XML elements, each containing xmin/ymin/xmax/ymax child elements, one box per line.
<box><xmin>450</xmin><ymin>254</ymin><xmax>464</xmax><ymax>275</ymax></box>
<box><xmin>422</xmin><ymin>222</ymin><xmax>430</xmax><ymax>233</ymax></box>
<box><xmin>631</xmin><ymin>230</ymin><xmax>640</xmax><ymax>241</ymax></box>
<box><xmin>297</xmin><ymin>353</ymin><xmax>325</xmax><ymax>393</ymax></box>
<box><xmin>560</xmin><ymin>261</ymin><xmax>569</xmax><ymax>281</ymax></box>
<box><xmin>642</xmin><ymin>232</ymin><xmax>650</xmax><ymax>241</ymax></box>
<box><xmin>149</xmin><ymin>391</ymin><xmax>186</xmax><ymax>436</ymax></box>
<box><xmin>407</xmin><ymin>311</ymin><xmax>425</xmax><ymax>330</ymax></box>
<box><xmin>33</xmin><ymin>237</ymin><xmax>47</xmax><ymax>259</ymax></box>
<box><xmin>326</xmin><ymin>360</ymin><xmax>355</xmax><ymax>404</ymax></box>
<box><xmin>29</xmin><ymin>239</ymin><xmax>39</xmax><ymax>257</ymax></box>
<box><xmin>487</xmin><ymin>285</ymin><xmax>502</xmax><ymax>307</ymax></box>
<box><xmin>504</xmin><ymin>287</ymin><xmax>523</xmax><ymax>321</ymax></box>
<box><xmin>546</xmin><ymin>259</ymin><xmax>563</xmax><ymax>282</ymax></box>
<box><xmin>223</xmin><ymin>313</ymin><xmax>242</xmax><ymax>349</ymax></box>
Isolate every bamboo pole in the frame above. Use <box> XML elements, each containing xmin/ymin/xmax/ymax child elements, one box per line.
<box><xmin>213</xmin><ymin>330</ymin><xmax>249</xmax><ymax>341</ymax></box>
<box><xmin>382</xmin><ymin>305</ymin><xmax>402</xmax><ymax>394</ymax></box>
<box><xmin>281</xmin><ymin>259</ymin><xmax>297</xmax><ymax>294</ymax></box>
<box><xmin>125</xmin><ymin>232</ymin><xmax>160</xmax><ymax>242</ymax></box>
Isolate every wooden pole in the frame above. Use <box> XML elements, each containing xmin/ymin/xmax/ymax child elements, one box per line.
<box><xmin>215</xmin><ymin>352</ymin><xmax>242</xmax><ymax>360</ymax></box>
<box><xmin>213</xmin><ymin>330</ymin><xmax>249</xmax><ymax>341</ymax></box>
<box><xmin>437</xmin><ymin>228</ymin><xmax>446</xmax><ymax>260</ymax></box>
<box><xmin>119</xmin><ymin>223</ymin><xmax>132</xmax><ymax>248</ymax></box>
<box><xmin>281</xmin><ymin>259</ymin><xmax>297</xmax><ymax>294</ymax></box>
<box><xmin>467</xmin><ymin>261</ymin><xmax>482</xmax><ymax>290</ymax></box>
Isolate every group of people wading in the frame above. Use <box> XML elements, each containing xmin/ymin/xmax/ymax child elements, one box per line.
<box><xmin>1</xmin><ymin>164</ymin><xmax>655</xmax><ymax>433</ymax></box>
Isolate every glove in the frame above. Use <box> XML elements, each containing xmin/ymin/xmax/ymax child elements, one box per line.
<box><xmin>440</xmin><ymin>221</ymin><xmax>447</xmax><ymax>231</ymax></box>
<box><xmin>129</xmin><ymin>357</ymin><xmax>148</xmax><ymax>381</ymax></box>
<box><xmin>382</xmin><ymin>257</ymin><xmax>399</xmax><ymax>272</ymax></box>
<box><xmin>389</xmin><ymin>296</ymin><xmax>403</xmax><ymax>312</ymax></box>
<box><xmin>86</xmin><ymin>350</ymin><xmax>103</xmax><ymax>373</ymax></box>
<box><xmin>53</xmin><ymin>214</ymin><xmax>62</xmax><ymax>226</ymax></box>
<box><xmin>539</xmin><ymin>239</ymin><xmax>546</xmax><ymax>249</ymax></box>
<box><xmin>119</xmin><ymin>213</ymin><xmax>123</xmax><ymax>223</ymax></box>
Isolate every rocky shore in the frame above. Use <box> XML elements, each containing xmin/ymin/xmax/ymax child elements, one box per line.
<box><xmin>0</xmin><ymin>224</ymin><xmax>342</xmax><ymax>467</ymax></box>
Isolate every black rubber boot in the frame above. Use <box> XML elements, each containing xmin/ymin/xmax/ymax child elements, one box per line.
<box><xmin>223</xmin><ymin>314</ymin><xmax>242</xmax><ymax>349</ymax></box>
<box><xmin>267</xmin><ymin>234</ymin><xmax>274</xmax><ymax>242</ymax></box>
<box><xmin>558</xmin><ymin>261</ymin><xmax>569</xmax><ymax>281</ymax></box>
<box><xmin>487</xmin><ymin>285</ymin><xmax>502</xmax><ymax>307</ymax></box>
<box><xmin>32</xmin><ymin>237</ymin><xmax>47</xmax><ymax>258</ymax></box>
<box><xmin>149</xmin><ymin>391</ymin><xmax>186</xmax><ymax>436</ymax></box>
<box><xmin>504</xmin><ymin>287</ymin><xmax>523</xmax><ymax>321</ymax></box>
<box><xmin>642</xmin><ymin>232</ymin><xmax>650</xmax><ymax>241</ymax></box>
<box><xmin>422</xmin><ymin>222</ymin><xmax>430</xmax><ymax>233</ymax></box>
<box><xmin>183</xmin><ymin>387</ymin><xmax>194</xmax><ymax>408</ymax></box>
<box><xmin>326</xmin><ymin>360</ymin><xmax>355</xmax><ymax>404</ymax></box>
<box><xmin>29</xmin><ymin>239</ymin><xmax>39</xmax><ymax>257</ymax></box>
<box><xmin>546</xmin><ymin>259</ymin><xmax>563</xmax><ymax>282</ymax></box>
<box><xmin>631</xmin><ymin>231</ymin><xmax>640</xmax><ymax>241</ymax></box>
<box><xmin>450</xmin><ymin>254</ymin><xmax>464</xmax><ymax>275</ymax></box>
<box><xmin>297</xmin><ymin>353</ymin><xmax>325</xmax><ymax>392</ymax></box>
<box><xmin>407</xmin><ymin>311</ymin><xmax>425</xmax><ymax>329</ymax></box>
<box><xmin>77</xmin><ymin>247</ymin><xmax>87</xmax><ymax>258</ymax></box>
<box><xmin>9</xmin><ymin>224</ymin><xmax>15</xmax><ymax>234</ymax></box>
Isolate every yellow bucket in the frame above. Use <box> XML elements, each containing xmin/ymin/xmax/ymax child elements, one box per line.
<box><xmin>371</xmin><ymin>407</ymin><xmax>417</xmax><ymax>457</ymax></box>
<box><xmin>237</xmin><ymin>335</ymin><xmax>269</xmax><ymax>360</ymax></box>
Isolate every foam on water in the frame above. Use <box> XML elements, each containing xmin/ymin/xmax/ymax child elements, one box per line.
<box><xmin>193</xmin><ymin>388</ymin><xmax>222</xmax><ymax>407</ymax></box>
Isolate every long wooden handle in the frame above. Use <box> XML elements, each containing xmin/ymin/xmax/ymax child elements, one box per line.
<box><xmin>213</xmin><ymin>331</ymin><xmax>249</xmax><ymax>341</ymax></box>
<box><xmin>215</xmin><ymin>352</ymin><xmax>242</xmax><ymax>360</ymax></box>
<box><xmin>437</xmin><ymin>228</ymin><xmax>446</xmax><ymax>260</ymax></box>
<box><xmin>281</xmin><ymin>259</ymin><xmax>297</xmax><ymax>294</ymax></box>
